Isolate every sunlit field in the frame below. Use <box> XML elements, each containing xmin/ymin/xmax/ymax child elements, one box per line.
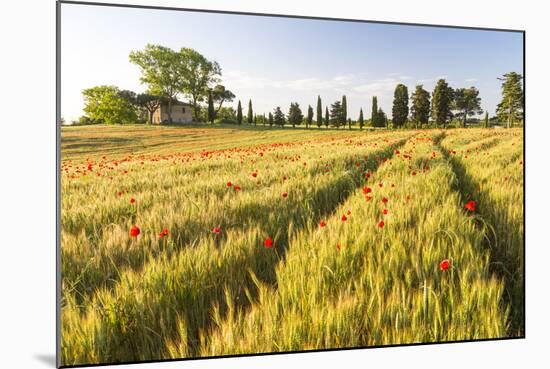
<box><xmin>60</xmin><ymin>125</ymin><xmax>524</xmax><ymax>366</ymax></box>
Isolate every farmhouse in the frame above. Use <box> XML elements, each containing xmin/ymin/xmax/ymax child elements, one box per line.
<box><xmin>152</xmin><ymin>100</ymin><xmax>194</xmax><ymax>124</ymax></box>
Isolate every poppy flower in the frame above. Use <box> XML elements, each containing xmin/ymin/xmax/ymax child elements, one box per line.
<box><xmin>264</xmin><ymin>237</ymin><xmax>274</xmax><ymax>248</ymax></box>
<box><xmin>282</xmin><ymin>192</ymin><xmax>288</xmax><ymax>198</ymax></box>
<box><xmin>382</xmin><ymin>197</ymin><xmax>388</xmax><ymax>204</ymax></box>
<box><xmin>347</xmin><ymin>210</ymin><xmax>351</xmax><ymax>215</ymax></box>
<box><xmin>159</xmin><ymin>228</ymin><xmax>169</xmax><ymax>238</ymax></box>
<box><xmin>362</xmin><ymin>187</ymin><xmax>372</xmax><ymax>194</ymax></box>
<box><xmin>378</xmin><ymin>182</ymin><xmax>383</xmax><ymax>188</ymax></box>
<box><xmin>378</xmin><ymin>220</ymin><xmax>385</xmax><ymax>228</ymax></box>
<box><xmin>130</xmin><ymin>225</ymin><xmax>140</xmax><ymax>237</ymax></box>
<box><xmin>227</xmin><ymin>181</ymin><xmax>232</xmax><ymax>187</ymax></box>
<box><xmin>440</xmin><ymin>259</ymin><xmax>450</xmax><ymax>271</ymax></box>
<box><xmin>252</xmin><ymin>172</ymin><xmax>258</xmax><ymax>178</ymax></box>
<box><xmin>365</xmin><ymin>172</ymin><xmax>371</xmax><ymax>179</ymax></box>
<box><xmin>130</xmin><ymin>197</ymin><xmax>136</xmax><ymax>204</ymax></box>
<box><xmin>383</xmin><ymin>208</ymin><xmax>388</xmax><ymax>215</ymax></box>
<box><xmin>212</xmin><ymin>227</ymin><xmax>221</xmax><ymax>234</ymax></box>
<box><xmin>365</xmin><ymin>196</ymin><xmax>372</xmax><ymax>202</ymax></box>
<box><xmin>336</xmin><ymin>243</ymin><xmax>341</xmax><ymax>251</ymax></box>
<box><xmin>341</xmin><ymin>215</ymin><xmax>348</xmax><ymax>222</ymax></box>
<box><xmin>412</xmin><ymin>171</ymin><xmax>417</xmax><ymax>176</ymax></box>
<box><xmin>319</xmin><ymin>220</ymin><xmax>327</xmax><ymax>228</ymax></box>
<box><xmin>234</xmin><ymin>185</ymin><xmax>241</xmax><ymax>191</ymax></box>
<box><xmin>464</xmin><ymin>200</ymin><xmax>477</xmax><ymax>212</ymax></box>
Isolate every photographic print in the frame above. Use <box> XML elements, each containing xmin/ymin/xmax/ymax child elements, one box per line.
<box><xmin>58</xmin><ymin>1</ymin><xmax>524</xmax><ymax>367</ymax></box>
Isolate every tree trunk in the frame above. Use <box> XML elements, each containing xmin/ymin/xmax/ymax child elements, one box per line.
<box><xmin>167</xmin><ymin>99</ymin><xmax>173</xmax><ymax>123</ymax></box>
<box><xmin>148</xmin><ymin>110</ymin><xmax>153</xmax><ymax>125</ymax></box>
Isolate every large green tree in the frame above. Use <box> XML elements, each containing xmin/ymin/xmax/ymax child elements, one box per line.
<box><xmin>211</xmin><ymin>85</ymin><xmax>235</xmax><ymax>116</ymax></box>
<box><xmin>129</xmin><ymin>44</ymin><xmax>181</xmax><ymax>123</ymax></box>
<box><xmin>178</xmin><ymin>47</ymin><xmax>221</xmax><ymax>121</ymax></box>
<box><xmin>431</xmin><ymin>79</ymin><xmax>454</xmax><ymax>127</ymax></box>
<box><xmin>453</xmin><ymin>87</ymin><xmax>483</xmax><ymax>127</ymax></box>
<box><xmin>287</xmin><ymin>102</ymin><xmax>303</xmax><ymax>128</ymax></box>
<box><xmin>306</xmin><ymin>105</ymin><xmax>314</xmax><ymax>128</ymax></box>
<box><xmin>392</xmin><ymin>84</ymin><xmax>409</xmax><ymax>128</ymax></box>
<box><xmin>324</xmin><ymin>106</ymin><xmax>329</xmax><ymax>128</ymax></box>
<box><xmin>273</xmin><ymin>106</ymin><xmax>285</xmax><ymax>127</ymax></box>
<box><xmin>82</xmin><ymin>85</ymin><xmax>138</xmax><ymax>124</ymax></box>
<box><xmin>247</xmin><ymin>99</ymin><xmax>253</xmax><ymax>124</ymax></box>
<box><xmin>237</xmin><ymin>100</ymin><xmax>243</xmax><ymax>124</ymax></box>
<box><xmin>136</xmin><ymin>92</ymin><xmax>164</xmax><ymax>124</ymax></box>
<box><xmin>268</xmin><ymin>112</ymin><xmax>274</xmax><ymax>127</ymax></box>
<box><xmin>410</xmin><ymin>85</ymin><xmax>430</xmax><ymax>128</ymax></box>
<box><xmin>496</xmin><ymin>72</ymin><xmax>523</xmax><ymax>128</ymax></box>
<box><xmin>316</xmin><ymin>95</ymin><xmax>323</xmax><ymax>128</ymax></box>
<box><xmin>358</xmin><ymin>108</ymin><xmax>364</xmax><ymax>130</ymax></box>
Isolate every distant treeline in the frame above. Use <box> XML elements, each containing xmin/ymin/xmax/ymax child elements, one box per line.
<box><xmin>67</xmin><ymin>44</ymin><xmax>523</xmax><ymax>129</ymax></box>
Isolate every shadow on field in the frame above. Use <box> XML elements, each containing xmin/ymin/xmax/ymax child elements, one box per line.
<box><xmin>437</xmin><ymin>137</ymin><xmax>524</xmax><ymax>337</ymax></box>
<box><xmin>177</xmin><ymin>137</ymin><xmax>413</xmax><ymax>357</ymax></box>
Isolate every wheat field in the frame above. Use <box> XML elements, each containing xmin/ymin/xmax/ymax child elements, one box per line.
<box><xmin>59</xmin><ymin>125</ymin><xmax>524</xmax><ymax>366</ymax></box>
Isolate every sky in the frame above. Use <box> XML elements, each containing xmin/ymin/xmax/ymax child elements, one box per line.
<box><xmin>61</xmin><ymin>3</ymin><xmax>523</xmax><ymax>123</ymax></box>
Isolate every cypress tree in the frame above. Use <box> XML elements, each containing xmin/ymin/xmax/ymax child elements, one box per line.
<box><xmin>316</xmin><ymin>95</ymin><xmax>323</xmax><ymax>128</ymax></box>
<box><xmin>307</xmin><ymin>105</ymin><xmax>314</xmax><ymax>128</ymax></box>
<box><xmin>371</xmin><ymin>96</ymin><xmax>380</xmax><ymax>127</ymax></box>
<box><xmin>237</xmin><ymin>100</ymin><xmax>243</xmax><ymax>125</ymax></box>
<box><xmin>359</xmin><ymin>108</ymin><xmax>364</xmax><ymax>130</ymax></box>
<box><xmin>247</xmin><ymin>99</ymin><xmax>253</xmax><ymax>124</ymax></box>
<box><xmin>410</xmin><ymin>85</ymin><xmax>430</xmax><ymax>128</ymax></box>
<box><xmin>268</xmin><ymin>112</ymin><xmax>274</xmax><ymax>127</ymax></box>
<box><xmin>324</xmin><ymin>106</ymin><xmax>329</xmax><ymax>128</ymax></box>
<box><xmin>431</xmin><ymin>79</ymin><xmax>454</xmax><ymax>127</ymax></box>
<box><xmin>392</xmin><ymin>84</ymin><xmax>409</xmax><ymax>128</ymax></box>
<box><xmin>342</xmin><ymin>95</ymin><xmax>347</xmax><ymax>124</ymax></box>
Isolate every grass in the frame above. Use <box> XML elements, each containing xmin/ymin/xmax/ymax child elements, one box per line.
<box><xmin>60</xmin><ymin>124</ymin><xmax>524</xmax><ymax>366</ymax></box>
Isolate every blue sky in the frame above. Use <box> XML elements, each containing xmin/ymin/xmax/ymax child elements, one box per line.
<box><xmin>61</xmin><ymin>3</ymin><xmax>523</xmax><ymax>122</ymax></box>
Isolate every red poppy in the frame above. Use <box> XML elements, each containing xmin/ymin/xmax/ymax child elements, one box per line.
<box><xmin>282</xmin><ymin>192</ymin><xmax>288</xmax><ymax>198</ymax></box>
<box><xmin>378</xmin><ymin>220</ymin><xmax>385</xmax><ymax>228</ymax></box>
<box><xmin>252</xmin><ymin>172</ymin><xmax>258</xmax><ymax>178</ymax></box>
<box><xmin>234</xmin><ymin>185</ymin><xmax>241</xmax><ymax>191</ymax></box>
<box><xmin>347</xmin><ymin>210</ymin><xmax>351</xmax><ymax>215</ymax></box>
<box><xmin>336</xmin><ymin>243</ymin><xmax>341</xmax><ymax>251</ymax></box>
<box><xmin>382</xmin><ymin>197</ymin><xmax>388</xmax><ymax>204</ymax></box>
<box><xmin>365</xmin><ymin>172</ymin><xmax>371</xmax><ymax>179</ymax></box>
<box><xmin>212</xmin><ymin>227</ymin><xmax>221</xmax><ymax>234</ymax></box>
<box><xmin>341</xmin><ymin>214</ymin><xmax>348</xmax><ymax>221</ymax></box>
<box><xmin>362</xmin><ymin>187</ymin><xmax>372</xmax><ymax>194</ymax></box>
<box><xmin>412</xmin><ymin>171</ymin><xmax>417</xmax><ymax>176</ymax></box>
<box><xmin>378</xmin><ymin>182</ymin><xmax>383</xmax><ymax>188</ymax></box>
<box><xmin>365</xmin><ymin>196</ymin><xmax>372</xmax><ymax>202</ymax></box>
<box><xmin>227</xmin><ymin>181</ymin><xmax>232</xmax><ymax>187</ymax></box>
<box><xmin>264</xmin><ymin>237</ymin><xmax>274</xmax><ymax>248</ymax></box>
<box><xmin>130</xmin><ymin>225</ymin><xmax>140</xmax><ymax>237</ymax></box>
<box><xmin>130</xmin><ymin>197</ymin><xmax>136</xmax><ymax>204</ymax></box>
<box><xmin>383</xmin><ymin>208</ymin><xmax>389</xmax><ymax>215</ymax></box>
<box><xmin>440</xmin><ymin>259</ymin><xmax>450</xmax><ymax>271</ymax></box>
<box><xmin>319</xmin><ymin>220</ymin><xmax>327</xmax><ymax>228</ymax></box>
<box><xmin>159</xmin><ymin>228</ymin><xmax>169</xmax><ymax>238</ymax></box>
<box><xmin>464</xmin><ymin>200</ymin><xmax>477</xmax><ymax>212</ymax></box>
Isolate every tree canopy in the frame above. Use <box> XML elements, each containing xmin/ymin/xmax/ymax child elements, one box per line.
<box><xmin>453</xmin><ymin>87</ymin><xmax>483</xmax><ymax>127</ymax></box>
<box><xmin>431</xmin><ymin>79</ymin><xmax>454</xmax><ymax>127</ymax></box>
<box><xmin>392</xmin><ymin>84</ymin><xmax>409</xmax><ymax>128</ymax></box>
<box><xmin>82</xmin><ymin>85</ymin><xmax>138</xmax><ymax>124</ymax></box>
<box><xmin>287</xmin><ymin>102</ymin><xmax>303</xmax><ymax>128</ymax></box>
<box><xmin>496</xmin><ymin>72</ymin><xmax>523</xmax><ymax>128</ymax></box>
<box><xmin>410</xmin><ymin>85</ymin><xmax>430</xmax><ymax>128</ymax></box>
